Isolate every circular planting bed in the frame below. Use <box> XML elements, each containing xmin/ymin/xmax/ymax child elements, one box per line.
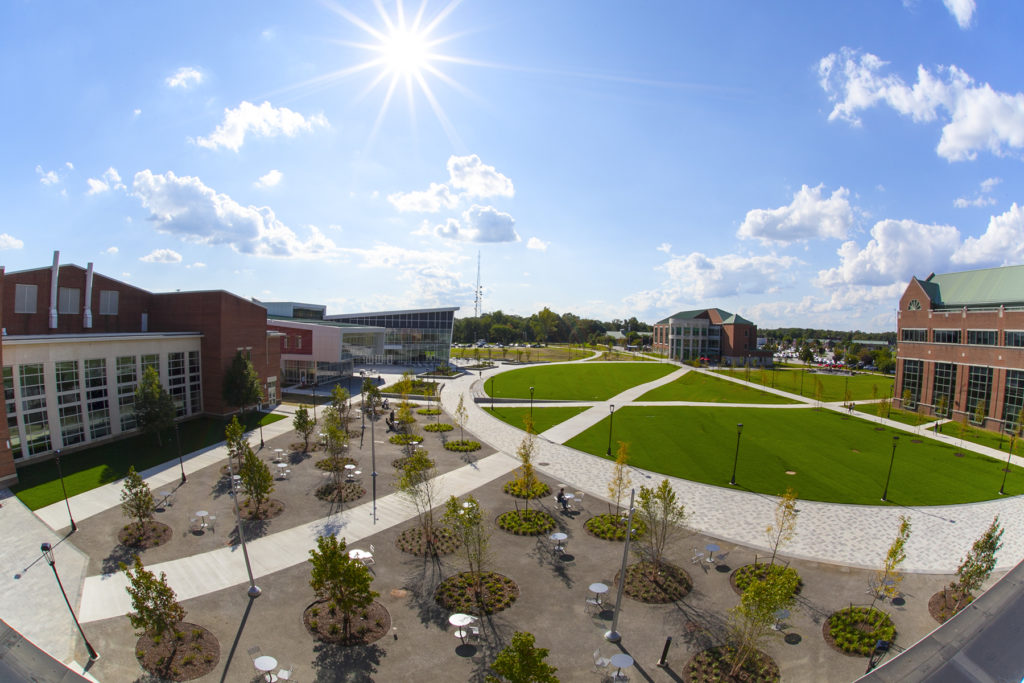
<box><xmin>239</xmin><ymin>498</ymin><xmax>284</xmax><ymax>521</ymax></box>
<box><xmin>315</xmin><ymin>482</ymin><xmax>366</xmax><ymax>504</ymax></box>
<box><xmin>303</xmin><ymin>599</ymin><xmax>390</xmax><ymax>645</ymax></box>
<box><xmin>423</xmin><ymin>422</ymin><xmax>454</xmax><ymax>432</ymax></box>
<box><xmin>434</xmin><ymin>571</ymin><xmax>519</xmax><ymax>615</ymax></box>
<box><xmin>928</xmin><ymin>587</ymin><xmax>973</xmax><ymax>624</ymax></box>
<box><xmin>618</xmin><ymin>560</ymin><xmax>692</xmax><ymax>603</ymax></box>
<box><xmin>496</xmin><ymin>509</ymin><xmax>557</xmax><ymax>536</ymax></box>
<box><xmin>395</xmin><ymin>527</ymin><xmax>461</xmax><ymax>556</ymax></box>
<box><xmin>823</xmin><ymin>606</ymin><xmax>896</xmax><ymax>656</ymax></box>
<box><xmin>584</xmin><ymin>513</ymin><xmax>646</xmax><ymax>541</ymax></box>
<box><xmin>685</xmin><ymin>646</ymin><xmax>780</xmax><ymax>682</ymax></box>
<box><xmin>315</xmin><ymin>456</ymin><xmax>357</xmax><ymax>472</ymax></box>
<box><xmin>389</xmin><ymin>434</ymin><xmax>423</xmax><ymax>446</ymax></box>
<box><xmin>392</xmin><ymin>454</ymin><xmax>435</xmax><ymax>470</ymax></box>
<box><xmin>135</xmin><ymin>621</ymin><xmax>219</xmax><ymax>681</ymax></box>
<box><xmin>730</xmin><ymin>563</ymin><xmax>803</xmax><ymax>596</ymax></box>
<box><xmin>118</xmin><ymin>520</ymin><xmax>172</xmax><ymax>549</ymax></box>
<box><xmin>503</xmin><ymin>480</ymin><xmax>550</xmax><ymax>499</ymax></box>
<box><xmin>445</xmin><ymin>439</ymin><xmax>482</xmax><ymax>453</ymax></box>
<box><xmin>417</xmin><ymin>408</ymin><xmax>442</xmax><ymax>416</ymax></box>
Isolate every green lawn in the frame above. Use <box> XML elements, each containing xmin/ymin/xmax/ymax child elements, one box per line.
<box><xmin>451</xmin><ymin>345</ymin><xmax>592</xmax><ymax>363</ymax></box>
<box><xmin>853</xmin><ymin>403</ymin><xmax>931</xmax><ymax>427</ymax></box>
<box><xmin>482</xmin><ymin>363</ymin><xmax>676</xmax><ymax>401</ymax></box>
<box><xmin>11</xmin><ymin>412</ymin><xmax>285</xmax><ymax>510</ymax></box>
<box><xmin>939</xmin><ymin>419</ymin><xmax>1021</xmax><ymax>454</ymax></box>
<box><xmin>485</xmin><ymin>406</ymin><xmax>590</xmax><ymax>433</ymax></box>
<box><xmin>563</xmin><ymin>406</ymin><xmax>1021</xmax><ymax>505</ymax></box>
<box><xmin>715</xmin><ymin>368</ymin><xmax>894</xmax><ymax>402</ymax></box>
<box><xmin>637</xmin><ymin>371</ymin><xmax>799</xmax><ymax>404</ymax></box>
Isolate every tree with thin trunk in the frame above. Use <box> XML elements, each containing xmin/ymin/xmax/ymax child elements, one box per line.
<box><xmin>331</xmin><ymin>385</ymin><xmax>351</xmax><ymax>425</ymax></box>
<box><xmin>727</xmin><ymin>559</ymin><xmax>799</xmax><ymax>677</ymax></box>
<box><xmin>873</xmin><ymin>515</ymin><xmax>911</xmax><ymax>607</ymax></box>
<box><xmin>122</xmin><ymin>557</ymin><xmax>186</xmax><ymax>644</ymax></box>
<box><xmin>308</xmin><ymin>534</ymin><xmax>378</xmax><ymax>639</ymax></box>
<box><xmin>949</xmin><ymin>516</ymin><xmax>1004</xmax><ymax>612</ymax></box>
<box><xmin>485</xmin><ymin>631</ymin><xmax>559</xmax><ymax>683</ymax></box>
<box><xmin>293</xmin><ymin>405</ymin><xmax>316</xmax><ymax>452</ymax></box>
<box><xmin>322</xmin><ymin>406</ymin><xmax>349</xmax><ymax>490</ymax></box>
<box><xmin>396</xmin><ymin>447</ymin><xmax>441</xmax><ymax>552</ymax></box>
<box><xmin>765</xmin><ymin>488</ymin><xmax>798</xmax><ymax>567</ymax></box>
<box><xmin>224</xmin><ymin>415</ymin><xmax>245</xmax><ymax>461</ymax></box>
<box><xmin>120</xmin><ymin>466</ymin><xmax>155</xmax><ymax>535</ymax></box>
<box><xmin>134</xmin><ymin>366</ymin><xmax>175</xmax><ymax>446</ymax></box>
<box><xmin>607</xmin><ymin>441</ymin><xmax>632</xmax><ymax>515</ymax></box>
<box><xmin>222</xmin><ymin>351</ymin><xmax>263</xmax><ymax>415</ymax></box>
<box><xmin>974</xmin><ymin>400</ymin><xmax>986</xmax><ymax>427</ymax></box>
<box><xmin>634</xmin><ymin>478</ymin><xmax>688</xmax><ymax>574</ymax></box>
<box><xmin>512</xmin><ymin>430</ymin><xmax>540</xmax><ymax>512</ymax></box>
<box><xmin>444</xmin><ymin>495</ymin><xmax>489</xmax><ymax>600</ymax></box>
<box><xmin>239</xmin><ymin>443</ymin><xmax>274</xmax><ymax>518</ymax></box>
<box><xmin>454</xmin><ymin>393</ymin><xmax>469</xmax><ymax>442</ymax></box>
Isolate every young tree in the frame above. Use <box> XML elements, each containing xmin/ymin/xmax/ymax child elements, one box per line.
<box><xmin>396</xmin><ymin>447</ymin><xmax>441</xmax><ymax>551</ymax></box>
<box><xmin>950</xmin><ymin>516</ymin><xmax>1004</xmax><ymax>612</ymax></box>
<box><xmin>512</xmin><ymin>430</ymin><xmax>539</xmax><ymax>512</ymax></box>
<box><xmin>444</xmin><ymin>495</ymin><xmax>490</xmax><ymax>599</ymax></box>
<box><xmin>122</xmin><ymin>557</ymin><xmax>186</xmax><ymax>642</ymax></box>
<box><xmin>634</xmin><ymin>478</ymin><xmax>689</xmax><ymax>574</ymax></box>
<box><xmin>308</xmin><ymin>534</ymin><xmax>378</xmax><ymax>639</ymax></box>
<box><xmin>765</xmin><ymin>488</ymin><xmax>798</xmax><ymax>567</ymax></box>
<box><xmin>973</xmin><ymin>400</ymin><xmax>987</xmax><ymax>427</ymax></box>
<box><xmin>485</xmin><ymin>631</ymin><xmax>559</xmax><ymax>683</ymax></box>
<box><xmin>120</xmin><ymin>465</ymin><xmax>155</xmax><ymax>533</ymax></box>
<box><xmin>134</xmin><ymin>366</ymin><xmax>176</xmax><ymax>446</ymax></box>
<box><xmin>607</xmin><ymin>441</ymin><xmax>632</xmax><ymax>515</ymax></box>
<box><xmin>727</xmin><ymin>565</ymin><xmax>799</xmax><ymax>677</ymax></box>
<box><xmin>873</xmin><ymin>515</ymin><xmax>911</xmax><ymax>607</ymax></box>
<box><xmin>454</xmin><ymin>393</ymin><xmax>469</xmax><ymax>442</ymax></box>
<box><xmin>293</xmin><ymin>405</ymin><xmax>316</xmax><ymax>452</ymax></box>
<box><xmin>239</xmin><ymin>443</ymin><xmax>274</xmax><ymax>518</ymax></box>
<box><xmin>321</xmin><ymin>406</ymin><xmax>349</xmax><ymax>489</ymax></box>
<box><xmin>224</xmin><ymin>415</ymin><xmax>246</xmax><ymax>461</ymax></box>
<box><xmin>330</xmin><ymin>385</ymin><xmax>351</xmax><ymax>422</ymax></box>
<box><xmin>222</xmin><ymin>351</ymin><xmax>263</xmax><ymax>414</ymax></box>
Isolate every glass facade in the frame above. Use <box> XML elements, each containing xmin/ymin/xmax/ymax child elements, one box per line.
<box><xmin>667</xmin><ymin>322</ymin><xmax>721</xmax><ymax>361</ymax></box>
<box><xmin>19</xmin><ymin>364</ymin><xmax>50</xmax><ymax>455</ymax></box>
<box><xmin>329</xmin><ymin>309</ymin><xmax>455</xmax><ymax>365</ymax></box>
<box><xmin>1002</xmin><ymin>370</ymin><xmax>1024</xmax><ymax>432</ymax></box>
<box><xmin>933</xmin><ymin>329</ymin><xmax>961</xmax><ymax>344</ymax></box>
<box><xmin>900</xmin><ymin>359</ymin><xmax>923</xmax><ymax>408</ymax></box>
<box><xmin>967</xmin><ymin>330</ymin><xmax>997</xmax><ymax>345</ymax></box>
<box><xmin>55</xmin><ymin>360</ymin><xmax>84</xmax><ymax>446</ymax></box>
<box><xmin>930</xmin><ymin>363</ymin><xmax>957</xmax><ymax>417</ymax></box>
<box><xmin>117</xmin><ymin>355</ymin><xmax>137</xmax><ymax>431</ymax></box>
<box><xmin>966</xmin><ymin>365</ymin><xmax>993</xmax><ymax>423</ymax></box>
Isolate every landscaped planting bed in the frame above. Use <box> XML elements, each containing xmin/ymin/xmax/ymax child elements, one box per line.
<box><xmin>686</xmin><ymin>646</ymin><xmax>780</xmax><ymax>682</ymax></box>
<box><xmin>434</xmin><ymin>571</ymin><xmax>519</xmax><ymax>615</ymax></box>
<box><xmin>134</xmin><ymin>622</ymin><xmax>219</xmax><ymax>681</ymax></box>
<box><xmin>618</xmin><ymin>560</ymin><xmax>691</xmax><ymax>603</ymax></box>
<box><xmin>496</xmin><ymin>509</ymin><xmax>556</xmax><ymax>535</ymax></box>
<box><xmin>423</xmin><ymin>422</ymin><xmax>454</xmax><ymax>432</ymax></box>
<box><xmin>314</xmin><ymin>482</ymin><xmax>366</xmax><ymax>503</ymax></box>
<box><xmin>315</xmin><ymin>456</ymin><xmax>357</xmax><ymax>471</ymax></box>
<box><xmin>503</xmin><ymin>479</ymin><xmax>550</xmax><ymax>498</ymax></box>
<box><xmin>444</xmin><ymin>440</ymin><xmax>481</xmax><ymax>452</ymax></box>
<box><xmin>731</xmin><ymin>563</ymin><xmax>803</xmax><ymax>596</ymax></box>
<box><xmin>118</xmin><ymin>520</ymin><xmax>172</xmax><ymax>548</ymax></box>
<box><xmin>824</xmin><ymin>606</ymin><xmax>896</xmax><ymax>656</ymax></box>
<box><xmin>584</xmin><ymin>513</ymin><xmax>646</xmax><ymax>541</ymax></box>
<box><xmin>303</xmin><ymin>600</ymin><xmax>391</xmax><ymax>645</ymax></box>
<box><xmin>395</xmin><ymin>527</ymin><xmax>461</xmax><ymax>556</ymax></box>
<box><xmin>928</xmin><ymin>587</ymin><xmax>973</xmax><ymax>624</ymax></box>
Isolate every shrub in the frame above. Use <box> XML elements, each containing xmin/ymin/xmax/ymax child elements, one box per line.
<box><xmin>503</xmin><ymin>479</ymin><xmax>550</xmax><ymax>499</ymax></box>
<box><xmin>584</xmin><ymin>513</ymin><xmax>646</xmax><ymax>541</ymax></box>
<box><xmin>827</xmin><ymin>606</ymin><xmax>896</xmax><ymax>656</ymax></box>
<box><xmin>734</xmin><ymin>563</ymin><xmax>802</xmax><ymax>596</ymax></box>
<box><xmin>444</xmin><ymin>440</ymin><xmax>481</xmax><ymax>452</ymax></box>
<box><xmin>417</xmin><ymin>408</ymin><xmax>442</xmax><ymax>416</ymax></box>
<box><xmin>389</xmin><ymin>434</ymin><xmax>422</xmax><ymax>446</ymax></box>
<box><xmin>423</xmin><ymin>422</ymin><xmax>454</xmax><ymax>432</ymax></box>
<box><xmin>497</xmin><ymin>509</ymin><xmax>556</xmax><ymax>535</ymax></box>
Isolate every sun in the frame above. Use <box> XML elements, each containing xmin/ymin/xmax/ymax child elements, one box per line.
<box><xmin>379</xmin><ymin>26</ymin><xmax>431</xmax><ymax>77</ymax></box>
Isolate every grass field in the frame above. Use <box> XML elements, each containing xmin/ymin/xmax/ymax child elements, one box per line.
<box><xmin>939</xmin><ymin>419</ymin><xmax>1022</xmax><ymax>453</ymax></box>
<box><xmin>482</xmin><ymin>363</ymin><xmax>676</xmax><ymax>401</ymax></box>
<box><xmin>584</xmin><ymin>350</ymin><xmax>658</xmax><ymax>362</ymax></box>
<box><xmin>451</xmin><ymin>345</ymin><xmax>592</xmax><ymax>363</ymax></box>
<box><xmin>12</xmin><ymin>412</ymin><xmax>285</xmax><ymax>510</ymax></box>
<box><xmin>853</xmin><ymin>403</ymin><xmax>929</xmax><ymax>427</ymax></box>
<box><xmin>715</xmin><ymin>368</ymin><xmax>894</xmax><ymax>402</ymax></box>
<box><xmin>637</xmin><ymin>371</ymin><xmax>799</xmax><ymax>404</ymax></box>
<box><xmin>484</xmin><ymin>406</ymin><xmax>590</xmax><ymax>433</ymax></box>
<box><xmin>563</xmin><ymin>406</ymin><xmax>1020</xmax><ymax>505</ymax></box>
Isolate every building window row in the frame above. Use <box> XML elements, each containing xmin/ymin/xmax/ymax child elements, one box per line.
<box><xmin>908</xmin><ymin>327</ymin><xmax>1024</xmax><ymax>347</ymax></box>
<box><xmin>12</xmin><ymin>284</ymin><xmax>119</xmax><ymax>316</ymax></box>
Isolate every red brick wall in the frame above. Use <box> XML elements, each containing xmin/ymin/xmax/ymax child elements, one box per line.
<box><xmin>268</xmin><ymin>324</ymin><xmax>313</xmax><ymax>356</ymax></box>
<box><xmin>0</xmin><ymin>268</ymin><xmax>13</xmax><ymax>487</ymax></box>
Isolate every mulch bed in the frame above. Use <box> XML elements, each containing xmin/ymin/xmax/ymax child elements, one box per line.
<box><xmin>729</xmin><ymin>563</ymin><xmax>803</xmax><ymax>597</ymax></box>
<box><xmin>118</xmin><ymin>520</ymin><xmax>173</xmax><ymax>549</ymax></box>
<box><xmin>315</xmin><ymin>456</ymin><xmax>358</xmax><ymax>471</ymax></box>
<box><xmin>928</xmin><ymin>587</ymin><xmax>973</xmax><ymax>624</ymax></box>
<box><xmin>434</xmin><ymin>571</ymin><xmax>519</xmax><ymax>615</ymax></box>
<box><xmin>496</xmin><ymin>509</ymin><xmax>556</xmax><ymax>536</ymax></box>
<box><xmin>392</xmin><ymin>455</ymin><xmax>435</xmax><ymax>470</ymax></box>
<box><xmin>685</xmin><ymin>646</ymin><xmax>780</xmax><ymax>682</ymax></box>
<box><xmin>302</xmin><ymin>599</ymin><xmax>391</xmax><ymax>645</ymax></box>
<box><xmin>395</xmin><ymin>527</ymin><xmax>461</xmax><ymax>556</ymax></box>
<box><xmin>315</xmin><ymin>482</ymin><xmax>367</xmax><ymax>503</ymax></box>
<box><xmin>617</xmin><ymin>560</ymin><xmax>692</xmax><ymax>603</ymax></box>
<box><xmin>822</xmin><ymin>606</ymin><xmax>896</xmax><ymax>656</ymax></box>
<box><xmin>135</xmin><ymin>621</ymin><xmax>219</xmax><ymax>681</ymax></box>
<box><xmin>239</xmin><ymin>498</ymin><xmax>285</xmax><ymax>521</ymax></box>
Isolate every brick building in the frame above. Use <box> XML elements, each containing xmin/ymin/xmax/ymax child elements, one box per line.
<box><xmin>895</xmin><ymin>265</ymin><xmax>1024</xmax><ymax>433</ymax></box>
<box><xmin>651</xmin><ymin>308</ymin><xmax>770</xmax><ymax>366</ymax></box>
<box><xmin>0</xmin><ymin>253</ymin><xmax>280</xmax><ymax>487</ymax></box>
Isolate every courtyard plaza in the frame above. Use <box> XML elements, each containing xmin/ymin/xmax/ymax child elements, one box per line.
<box><xmin>1</xmin><ymin>359</ymin><xmax>1021</xmax><ymax>681</ymax></box>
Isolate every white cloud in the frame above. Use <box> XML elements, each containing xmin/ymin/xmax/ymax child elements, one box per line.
<box><xmin>422</xmin><ymin>205</ymin><xmax>519</xmax><ymax>243</ymax></box>
<box><xmin>953</xmin><ymin>203</ymin><xmax>1024</xmax><ymax>266</ymax></box>
<box><xmin>64</xmin><ymin>162</ymin><xmax>74</xmax><ymax>170</ymax></box>
<box><xmin>105</xmin><ymin>246</ymin><xmax>119</xmax><ymax>254</ymax></box>
<box><xmin>955</xmin><ymin>176</ymin><xmax>1002</xmax><ymax>207</ymax></box>
<box><xmin>738</xmin><ymin>184</ymin><xmax>854</xmax><ymax>244</ymax></box>
<box><xmin>447</xmin><ymin>155</ymin><xmax>514</xmax><ymax>198</ymax></box>
<box><xmin>656</xmin><ymin>242</ymin><xmax>672</xmax><ymax>254</ymax></box>
<box><xmin>388</xmin><ymin>182</ymin><xmax>459</xmax><ymax>213</ymax></box>
<box><xmin>140</xmin><ymin>248</ymin><xmax>182</xmax><ymax>263</ymax></box>
<box><xmin>35</xmin><ymin>165</ymin><xmax>59</xmax><ymax>185</ymax></box>
<box><xmin>133</xmin><ymin>108</ymin><xmax>142</xmax><ymax>117</ymax></box>
<box><xmin>943</xmin><ymin>0</ymin><xmax>975</xmax><ymax>28</ymax></box>
<box><xmin>0</xmin><ymin>234</ymin><xmax>24</xmax><ymax>250</ymax></box>
<box><xmin>255</xmin><ymin>169</ymin><xmax>283</xmax><ymax>189</ymax></box>
<box><xmin>193</xmin><ymin>101</ymin><xmax>328</xmax><ymax>152</ymax></box>
<box><xmin>342</xmin><ymin>243</ymin><xmax>471</xmax><ymax>307</ymax></box>
<box><xmin>819</xmin><ymin>48</ymin><xmax>1024</xmax><ymax>161</ymax></box>
<box><xmin>86</xmin><ymin>167</ymin><xmax>125</xmax><ymax>195</ymax></box>
<box><xmin>186</xmin><ymin>262</ymin><xmax>207</xmax><ymax>269</ymax></box>
<box><xmin>166</xmin><ymin>67</ymin><xmax>203</xmax><ymax>89</ymax></box>
<box><xmin>526</xmin><ymin>237</ymin><xmax>549</xmax><ymax>251</ymax></box>
<box><xmin>131</xmin><ymin>169</ymin><xmax>339</xmax><ymax>258</ymax></box>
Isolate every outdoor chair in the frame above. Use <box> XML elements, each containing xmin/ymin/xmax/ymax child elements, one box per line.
<box><xmin>363</xmin><ymin>545</ymin><xmax>376</xmax><ymax>568</ymax></box>
<box><xmin>585</xmin><ymin>596</ymin><xmax>602</xmax><ymax>614</ymax></box>
<box><xmin>468</xmin><ymin>625</ymin><xmax>481</xmax><ymax>640</ymax></box>
<box><xmin>277</xmin><ymin>664</ymin><xmax>293</xmax><ymax>680</ymax></box>
<box><xmin>593</xmin><ymin>649</ymin><xmax>611</xmax><ymax>670</ymax></box>
<box><xmin>247</xmin><ymin>645</ymin><xmax>262</xmax><ymax>661</ymax></box>
<box><xmin>189</xmin><ymin>518</ymin><xmax>202</xmax><ymax>533</ymax></box>
<box><xmin>690</xmin><ymin>548</ymin><xmax>705</xmax><ymax>564</ymax></box>
<box><xmin>573</xmin><ymin>491</ymin><xmax>585</xmax><ymax>509</ymax></box>
<box><xmin>206</xmin><ymin>515</ymin><xmax>216</xmax><ymax>532</ymax></box>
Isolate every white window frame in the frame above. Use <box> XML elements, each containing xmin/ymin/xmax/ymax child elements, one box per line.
<box><xmin>58</xmin><ymin>287</ymin><xmax>80</xmax><ymax>314</ymax></box>
<box><xmin>14</xmin><ymin>284</ymin><xmax>37</xmax><ymax>314</ymax></box>
<box><xmin>99</xmin><ymin>290</ymin><xmax>119</xmax><ymax>315</ymax></box>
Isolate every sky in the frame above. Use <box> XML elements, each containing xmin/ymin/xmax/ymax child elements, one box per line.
<box><xmin>3</xmin><ymin>0</ymin><xmax>1024</xmax><ymax>332</ymax></box>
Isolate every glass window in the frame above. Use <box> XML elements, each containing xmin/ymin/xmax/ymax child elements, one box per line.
<box><xmin>141</xmin><ymin>354</ymin><xmax>159</xmax><ymax>376</ymax></box>
<box><xmin>99</xmin><ymin>290</ymin><xmax>119</xmax><ymax>315</ymax></box>
<box><xmin>14</xmin><ymin>284</ymin><xmax>37</xmax><ymax>314</ymax></box>
<box><xmin>901</xmin><ymin>329</ymin><xmax>927</xmax><ymax>342</ymax></box>
<box><xmin>1002</xmin><ymin>370</ymin><xmax>1024</xmax><ymax>432</ymax></box>
<box><xmin>967</xmin><ymin>330</ymin><xmax>997</xmax><ymax>345</ymax></box>
<box><xmin>933</xmin><ymin>329</ymin><xmax>961</xmax><ymax>344</ymax></box>
<box><xmin>966</xmin><ymin>366</ymin><xmax>993</xmax><ymax>424</ymax></box>
<box><xmin>931</xmin><ymin>363</ymin><xmax>957</xmax><ymax>417</ymax></box>
<box><xmin>85</xmin><ymin>359</ymin><xmax>110</xmax><ymax>439</ymax></box>
<box><xmin>900</xmin><ymin>360</ymin><xmax>923</xmax><ymax>408</ymax></box>
<box><xmin>1005</xmin><ymin>331</ymin><xmax>1024</xmax><ymax>348</ymax></box>
<box><xmin>117</xmin><ymin>356</ymin><xmax>138</xmax><ymax>431</ymax></box>
<box><xmin>4</xmin><ymin>366</ymin><xmax>21</xmax><ymax>458</ymax></box>
<box><xmin>58</xmin><ymin>287</ymin><xmax>80</xmax><ymax>314</ymax></box>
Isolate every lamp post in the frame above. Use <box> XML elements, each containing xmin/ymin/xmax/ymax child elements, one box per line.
<box><xmin>529</xmin><ymin>386</ymin><xmax>535</xmax><ymax>422</ymax></box>
<box><xmin>173</xmin><ymin>423</ymin><xmax>187</xmax><ymax>484</ymax></box>
<box><xmin>881</xmin><ymin>436</ymin><xmax>899</xmax><ymax>502</ymax></box>
<box><xmin>730</xmin><ymin>423</ymin><xmax>744</xmax><ymax>486</ymax></box>
<box><xmin>40</xmin><ymin>542</ymin><xmax>98</xmax><ymax>660</ymax></box>
<box><xmin>227</xmin><ymin>453</ymin><xmax>261</xmax><ymax>597</ymax></box>
<box><xmin>605</xmin><ymin>488</ymin><xmax>635</xmax><ymax>643</ymax></box>
<box><xmin>606</xmin><ymin>404</ymin><xmax>615</xmax><ymax>458</ymax></box>
<box><xmin>53</xmin><ymin>449</ymin><xmax>77</xmax><ymax>532</ymax></box>
<box><xmin>371</xmin><ymin>405</ymin><xmax>378</xmax><ymax>524</ymax></box>
<box><xmin>999</xmin><ymin>431</ymin><xmax>1015</xmax><ymax>495</ymax></box>
<box><xmin>312</xmin><ymin>381</ymin><xmax>317</xmax><ymax>421</ymax></box>
<box><xmin>257</xmin><ymin>403</ymin><xmax>265</xmax><ymax>449</ymax></box>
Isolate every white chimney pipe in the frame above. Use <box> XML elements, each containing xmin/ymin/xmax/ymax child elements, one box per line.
<box><xmin>48</xmin><ymin>251</ymin><xmax>59</xmax><ymax>329</ymax></box>
<box><xmin>84</xmin><ymin>262</ymin><xmax>94</xmax><ymax>328</ymax></box>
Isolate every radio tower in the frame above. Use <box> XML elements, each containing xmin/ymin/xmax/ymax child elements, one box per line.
<box><xmin>474</xmin><ymin>251</ymin><xmax>482</xmax><ymax>318</ymax></box>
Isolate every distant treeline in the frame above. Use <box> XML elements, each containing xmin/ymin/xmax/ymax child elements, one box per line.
<box><xmin>760</xmin><ymin>328</ymin><xmax>896</xmax><ymax>344</ymax></box>
<box><xmin>453</xmin><ymin>309</ymin><xmax>652</xmax><ymax>345</ymax></box>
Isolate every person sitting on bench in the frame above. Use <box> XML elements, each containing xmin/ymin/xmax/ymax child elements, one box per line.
<box><xmin>556</xmin><ymin>487</ymin><xmax>570</xmax><ymax>511</ymax></box>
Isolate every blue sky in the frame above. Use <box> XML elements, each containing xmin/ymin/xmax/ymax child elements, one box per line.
<box><xmin>3</xmin><ymin>0</ymin><xmax>1023</xmax><ymax>331</ymax></box>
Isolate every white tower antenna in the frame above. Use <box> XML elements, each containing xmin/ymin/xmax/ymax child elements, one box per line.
<box><xmin>474</xmin><ymin>251</ymin><xmax>482</xmax><ymax>317</ymax></box>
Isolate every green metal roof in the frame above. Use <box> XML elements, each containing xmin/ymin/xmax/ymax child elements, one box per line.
<box><xmin>921</xmin><ymin>265</ymin><xmax>1024</xmax><ymax>308</ymax></box>
<box><xmin>656</xmin><ymin>308</ymin><xmax>753</xmax><ymax>326</ymax></box>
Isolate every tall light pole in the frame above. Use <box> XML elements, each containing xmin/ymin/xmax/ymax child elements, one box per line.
<box><xmin>40</xmin><ymin>542</ymin><xmax>98</xmax><ymax>660</ymax></box>
<box><xmin>730</xmin><ymin>423</ymin><xmax>744</xmax><ymax>486</ymax></box>
<box><xmin>881</xmin><ymin>436</ymin><xmax>899</xmax><ymax>502</ymax></box>
<box><xmin>605</xmin><ymin>488</ymin><xmax>635</xmax><ymax>643</ymax></box>
<box><xmin>606</xmin><ymin>404</ymin><xmax>615</xmax><ymax>458</ymax></box>
<box><xmin>371</xmin><ymin>405</ymin><xmax>378</xmax><ymax>524</ymax></box>
<box><xmin>312</xmin><ymin>381</ymin><xmax>317</xmax><ymax>421</ymax></box>
<box><xmin>529</xmin><ymin>386</ymin><xmax>535</xmax><ymax>422</ymax></box>
<box><xmin>173</xmin><ymin>423</ymin><xmax>187</xmax><ymax>484</ymax></box>
<box><xmin>227</xmin><ymin>453</ymin><xmax>261</xmax><ymax>597</ymax></box>
<box><xmin>53</xmin><ymin>449</ymin><xmax>76</xmax><ymax>532</ymax></box>
<box><xmin>999</xmin><ymin>431</ymin><xmax>1015</xmax><ymax>496</ymax></box>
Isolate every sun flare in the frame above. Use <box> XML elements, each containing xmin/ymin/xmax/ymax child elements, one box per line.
<box><xmin>380</xmin><ymin>27</ymin><xmax>431</xmax><ymax>77</ymax></box>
